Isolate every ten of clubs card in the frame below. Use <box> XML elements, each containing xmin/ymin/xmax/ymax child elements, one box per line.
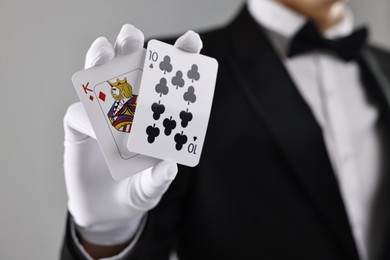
<box><xmin>128</xmin><ymin>40</ymin><xmax>218</xmax><ymax>167</ymax></box>
<box><xmin>72</xmin><ymin>39</ymin><xmax>218</xmax><ymax>181</ymax></box>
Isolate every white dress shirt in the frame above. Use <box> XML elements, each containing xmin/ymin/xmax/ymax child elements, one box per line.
<box><xmin>248</xmin><ymin>1</ymin><xmax>383</xmax><ymax>259</ymax></box>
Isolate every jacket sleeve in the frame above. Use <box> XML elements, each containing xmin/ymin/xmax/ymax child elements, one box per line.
<box><xmin>60</xmin><ymin>165</ymin><xmax>194</xmax><ymax>260</ymax></box>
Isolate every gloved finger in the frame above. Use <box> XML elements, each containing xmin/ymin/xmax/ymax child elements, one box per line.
<box><xmin>124</xmin><ymin>160</ymin><xmax>178</xmax><ymax>211</ymax></box>
<box><xmin>174</xmin><ymin>30</ymin><xmax>203</xmax><ymax>54</ymax></box>
<box><xmin>84</xmin><ymin>36</ymin><xmax>115</xmax><ymax>69</ymax></box>
<box><xmin>114</xmin><ymin>24</ymin><xmax>145</xmax><ymax>57</ymax></box>
<box><xmin>64</xmin><ymin>102</ymin><xmax>96</xmax><ymax>141</ymax></box>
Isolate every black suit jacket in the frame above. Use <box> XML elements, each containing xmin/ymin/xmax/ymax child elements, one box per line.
<box><xmin>61</xmin><ymin>5</ymin><xmax>390</xmax><ymax>260</ymax></box>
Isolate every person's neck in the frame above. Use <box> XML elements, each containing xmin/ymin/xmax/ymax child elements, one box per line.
<box><xmin>275</xmin><ymin>0</ymin><xmax>346</xmax><ymax>33</ymax></box>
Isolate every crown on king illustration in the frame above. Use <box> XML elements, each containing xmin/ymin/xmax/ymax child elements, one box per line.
<box><xmin>107</xmin><ymin>77</ymin><xmax>128</xmax><ymax>88</ymax></box>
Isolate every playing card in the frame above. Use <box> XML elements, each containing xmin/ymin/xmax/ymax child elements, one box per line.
<box><xmin>72</xmin><ymin>49</ymin><xmax>160</xmax><ymax>180</ymax></box>
<box><xmin>128</xmin><ymin>40</ymin><xmax>218</xmax><ymax>167</ymax></box>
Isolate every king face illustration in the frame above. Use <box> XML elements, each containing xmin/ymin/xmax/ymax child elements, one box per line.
<box><xmin>107</xmin><ymin>77</ymin><xmax>137</xmax><ymax>133</ymax></box>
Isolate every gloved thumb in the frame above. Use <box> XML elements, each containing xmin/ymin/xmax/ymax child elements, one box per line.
<box><xmin>174</xmin><ymin>30</ymin><xmax>203</xmax><ymax>54</ymax></box>
<box><xmin>125</xmin><ymin>161</ymin><xmax>178</xmax><ymax>212</ymax></box>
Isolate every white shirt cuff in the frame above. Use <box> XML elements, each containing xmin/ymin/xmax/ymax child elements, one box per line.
<box><xmin>70</xmin><ymin>215</ymin><xmax>147</xmax><ymax>260</ymax></box>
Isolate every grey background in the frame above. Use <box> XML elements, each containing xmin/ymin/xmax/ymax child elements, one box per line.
<box><xmin>0</xmin><ymin>0</ymin><xmax>388</xmax><ymax>259</ymax></box>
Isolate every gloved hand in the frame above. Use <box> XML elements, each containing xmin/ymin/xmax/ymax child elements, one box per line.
<box><xmin>63</xmin><ymin>24</ymin><xmax>203</xmax><ymax>246</ymax></box>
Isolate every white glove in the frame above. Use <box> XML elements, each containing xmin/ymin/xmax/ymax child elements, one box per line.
<box><xmin>63</xmin><ymin>24</ymin><xmax>203</xmax><ymax>246</ymax></box>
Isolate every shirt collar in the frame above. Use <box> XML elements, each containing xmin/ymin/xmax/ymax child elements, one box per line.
<box><xmin>247</xmin><ymin>0</ymin><xmax>306</xmax><ymax>39</ymax></box>
<box><xmin>247</xmin><ymin>0</ymin><xmax>355</xmax><ymax>56</ymax></box>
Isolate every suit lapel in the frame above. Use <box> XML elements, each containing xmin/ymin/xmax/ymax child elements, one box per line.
<box><xmin>360</xmin><ymin>48</ymin><xmax>390</xmax><ymax>113</ymax></box>
<box><xmin>223</xmin><ymin>6</ymin><xmax>360</xmax><ymax>259</ymax></box>
<box><xmin>358</xmin><ymin>48</ymin><xmax>390</xmax><ymax>260</ymax></box>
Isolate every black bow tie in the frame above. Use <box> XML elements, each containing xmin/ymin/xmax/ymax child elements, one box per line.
<box><xmin>287</xmin><ymin>21</ymin><xmax>368</xmax><ymax>61</ymax></box>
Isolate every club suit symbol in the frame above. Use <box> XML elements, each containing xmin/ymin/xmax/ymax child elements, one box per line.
<box><xmin>151</xmin><ymin>101</ymin><xmax>165</xmax><ymax>120</ymax></box>
<box><xmin>172</xmin><ymin>70</ymin><xmax>185</xmax><ymax>89</ymax></box>
<box><xmin>146</xmin><ymin>124</ymin><xmax>160</xmax><ymax>143</ymax></box>
<box><xmin>155</xmin><ymin>78</ymin><xmax>169</xmax><ymax>97</ymax></box>
<box><xmin>180</xmin><ymin>109</ymin><xmax>193</xmax><ymax>127</ymax></box>
<box><xmin>174</xmin><ymin>131</ymin><xmax>188</xmax><ymax>151</ymax></box>
<box><xmin>183</xmin><ymin>86</ymin><xmax>197</xmax><ymax>105</ymax></box>
<box><xmin>187</xmin><ymin>64</ymin><xmax>200</xmax><ymax>83</ymax></box>
<box><xmin>159</xmin><ymin>55</ymin><xmax>173</xmax><ymax>74</ymax></box>
<box><xmin>163</xmin><ymin>116</ymin><xmax>177</xmax><ymax>136</ymax></box>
